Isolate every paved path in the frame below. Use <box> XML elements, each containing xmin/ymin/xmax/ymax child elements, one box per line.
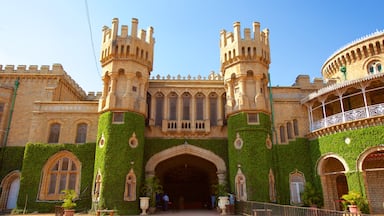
<box><xmin>13</xmin><ymin>209</ymin><xmax>240</xmax><ymax>216</ymax></box>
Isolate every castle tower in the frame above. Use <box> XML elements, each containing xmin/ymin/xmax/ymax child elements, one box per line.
<box><xmin>93</xmin><ymin>18</ymin><xmax>154</xmax><ymax>214</ymax></box>
<box><xmin>220</xmin><ymin>21</ymin><xmax>271</xmax><ymax>113</ymax></box>
<box><xmin>99</xmin><ymin>17</ymin><xmax>154</xmax><ymax>113</ymax></box>
<box><xmin>221</xmin><ymin>22</ymin><xmax>274</xmax><ymax>201</ymax></box>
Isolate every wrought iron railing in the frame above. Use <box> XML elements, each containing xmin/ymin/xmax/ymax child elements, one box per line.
<box><xmin>237</xmin><ymin>201</ymin><xmax>371</xmax><ymax>216</ymax></box>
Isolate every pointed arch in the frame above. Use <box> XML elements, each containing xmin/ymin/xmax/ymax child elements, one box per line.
<box><xmin>39</xmin><ymin>151</ymin><xmax>81</xmax><ymax>200</ymax></box>
<box><xmin>145</xmin><ymin>143</ymin><xmax>226</xmax><ymax>177</ymax></box>
<box><xmin>124</xmin><ymin>169</ymin><xmax>137</xmax><ymax>201</ymax></box>
<box><xmin>0</xmin><ymin>170</ymin><xmax>20</xmax><ymax>211</ymax></box>
<box><xmin>235</xmin><ymin>167</ymin><xmax>247</xmax><ymax>201</ymax></box>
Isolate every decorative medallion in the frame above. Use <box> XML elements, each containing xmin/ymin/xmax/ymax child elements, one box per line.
<box><xmin>129</xmin><ymin>132</ymin><xmax>138</xmax><ymax>148</ymax></box>
<box><xmin>234</xmin><ymin>132</ymin><xmax>243</xmax><ymax>149</ymax></box>
<box><xmin>98</xmin><ymin>134</ymin><xmax>105</xmax><ymax>148</ymax></box>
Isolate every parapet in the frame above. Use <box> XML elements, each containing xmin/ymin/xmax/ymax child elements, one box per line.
<box><xmin>101</xmin><ymin>18</ymin><xmax>154</xmax><ymax>45</ymax></box>
<box><xmin>219</xmin><ymin>21</ymin><xmax>271</xmax><ymax>73</ymax></box>
<box><xmin>0</xmin><ymin>63</ymin><xmax>66</xmax><ymax>75</ymax></box>
<box><xmin>0</xmin><ymin>64</ymin><xmax>87</xmax><ymax>98</ymax></box>
<box><xmin>150</xmin><ymin>71</ymin><xmax>223</xmax><ymax>81</ymax></box>
<box><xmin>292</xmin><ymin>75</ymin><xmax>325</xmax><ymax>89</ymax></box>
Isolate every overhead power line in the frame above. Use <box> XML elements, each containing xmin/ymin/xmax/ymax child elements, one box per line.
<box><xmin>84</xmin><ymin>0</ymin><xmax>101</xmax><ymax>77</ymax></box>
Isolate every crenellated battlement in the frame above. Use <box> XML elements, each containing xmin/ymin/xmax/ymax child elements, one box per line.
<box><xmin>150</xmin><ymin>71</ymin><xmax>223</xmax><ymax>81</ymax></box>
<box><xmin>100</xmin><ymin>18</ymin><xmax>155</xmax><ymax>71</ymax></box>
<box><xmin>0</xmin><ymin>64</ymin><xmax>67</xmax><ymax>74</ymax></box>
<box><xmin>0</xmin><ymin>63</ymin><xmax>87</xmax><ymax>98</ymax></box>
<box><xmin>220</xmin><ymin>21</ymin><xmax>271</xmax><ymax>73</ymax></box>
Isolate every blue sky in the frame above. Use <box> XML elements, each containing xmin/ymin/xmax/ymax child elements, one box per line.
<box><xmin>0</xmin><ymin>1</ymin><xmax>383</xmax><ymax>92</ymax></box>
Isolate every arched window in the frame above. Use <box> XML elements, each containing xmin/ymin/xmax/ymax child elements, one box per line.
<box><xmin>196</xmin><ymin>93</ymin><xmax>204</xmax><ymax>121</ymax></box>
<box><xmin>368</xmin><ymin>61</ymin><xmax>382</xmax><ymax>74</ymax></box>
<box><xmin>0</xmin><ymin>102</ymin><xmax>4</xmax><ymax>126</ymax></box>
<box><xmin>182</xmin><ymin>93</ymin><xmax>191</xmax><ymax>120</ymax></box>
<box><xmin>169</xmin><ymin>93</ymin><xmax>177</xmax><ymax>121</ymax></box>
<box><xmin>279</xmin><ymin>125</ymin><xmax>286</xmax><ymax>143</ymax></box>
<box><xmin>39</xmin><ymin>151</ymin><xmax>80</xmax><ymax>200</ymax></box>
<box><xmin>287</xmin><ymin>122</ymin><xmax>293</xmax><ymax>140</ymax></box>
<box><xmin>289</xmin><ymin>170</ymin><xmax>305</xmax><ymax>204</ymax></box>
<box><xmin>93</xmin><ymin>171</ymin><xmax>102</xmax><ymax>202</ymax></box>
<box><xmin>235</xmin><ymin>168</ymin><xmax>247</xmax><ymax>201</ymax></box>
<box><xmin>293</xmin><ymin>119</ymin><xmax>299</xmax><ymax>136</ymax></box>
<box><xmin>75</xmin><ymin>123</ymin><xmax>88</xmax><ymax>143</ymax></box>
<box><xmin>124</xmin><ymin>169</ymin><xmax>136</xmax><ymax>201</ymax></box>
<box><xmin>209</xmin><ymin>93</ymin><xmax>218</xmax><ymax>126</ymax></box>
<box><xmin>48</xmin><ymin>123</ymin><xmax>61</xmax><ymax>143</ymax></box>
<box><xmin>155</xmin><ymin>93</ymin><xmax>164</xmax><ymax>126</ymax></box>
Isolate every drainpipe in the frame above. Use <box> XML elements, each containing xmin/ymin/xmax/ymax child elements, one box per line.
<box><xmin>2</xmin><ymin>78</ymin><xmax>20</xmax><ymax>148</ymax></box>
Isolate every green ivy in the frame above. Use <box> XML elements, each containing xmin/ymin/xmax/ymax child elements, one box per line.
<box><xmin>0</xmin><ymin>147</ymin><xmax>25</xmax><ymax>179</ymax></box>
<box><xmin>227</xmin><ymin>112</ymin><xmax>273</xmax><ymax>201</ymax></box>
<box><xmin>93</xmin><ymin>111</ymin><xmax>145</xmax><ymax>215</ymax></box>
<box><xmin>309</xmin><ymin>125</ymin><xmax>384</xmax><ymax>197</ymax></box>
<box><xmin>16</xmin><ymin>142</ymin><xmax>95</xmax><ymax>213</ymax></box>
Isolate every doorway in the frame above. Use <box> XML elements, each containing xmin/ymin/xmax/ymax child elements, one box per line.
<box><xmin>156</xmin><ymin>154</ymin><xmax>218</xmax><ymax>210</ymax></box>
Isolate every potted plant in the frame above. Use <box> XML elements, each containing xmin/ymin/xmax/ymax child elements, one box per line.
<box><xmin>301</xmin><ymin>182</ymin><xmax>323</xmax><ymax>208</ymax></box>
<box><xmin>341</xmin><ymin>191</ymin><xmax>363</xmax><ymax>213</ymax></box>
<box><xmin>212</xmin><ymin>183</ymin><xmax>228</xmax><ymax>215</ymax></box>
<box><xmin>61</xmin><ymin>189</ymin><xmax>77</xmax><ymax>216</ymax></box>
<box><xmin>140</xmin><ymin>176</ymin><xmax>163</xmax><ymax>214</ymax></box>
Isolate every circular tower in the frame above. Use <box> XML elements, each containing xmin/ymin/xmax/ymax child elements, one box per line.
<box><xmin>94</xmin><ymin>18</ymin><xmax>154</xmax><ymax>214</ymax></box>
<box><xmin>220</xmin><ymin>21</ymin><xmax>274</xmax><ymax>201</ymax></box>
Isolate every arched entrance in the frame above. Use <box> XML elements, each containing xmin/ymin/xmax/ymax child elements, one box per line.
<box><xmin>358</xmin><ymin>146</ymin><xmax>384</xmax><ymax>214</ymax></box>
<box><xmin>0</xmin><ymin>171</ymin><xmax>20</xmax><ymax>211</ymax></box>
<box><xmin>145</xmin><ymin>143</ymin><xmax>227</xmax><ymax>210</ymax></box>
<box><xmin>317</xmin><ymin>154</ymin><xmax>349</xmax><ymax>211</ymax></box>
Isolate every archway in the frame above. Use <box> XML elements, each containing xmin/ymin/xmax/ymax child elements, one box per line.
<box><xmin>358</xmin><ymin>146</ymin><xmax>384</xmax><ymax>214</ymax></box>
<box><xmin>145</xmin><ymin>144</ymin><xmax>227</xmax><ymax>210</ymax></box>
<box><xmin>317</xmin><ymin>154</ymin><xmax>348</xmax><ymax>210</ymax></box>
<box><xmin>0</xmin><ymin>171</ymin><xmax>20</xmax><ymax>211</ymax></box>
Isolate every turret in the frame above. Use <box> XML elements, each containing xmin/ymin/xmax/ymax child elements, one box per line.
<box><xmin>99</xmin><ymin>18</ymin><xmax>155</xmax><ymax>114</ymax></box>
<box><xmin>220</xmin><ymin>21</ymin><xmax>271</xmax><ymax>114</ymax></box>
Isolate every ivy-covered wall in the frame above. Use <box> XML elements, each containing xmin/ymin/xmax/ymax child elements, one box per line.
<box><xmin>0</xmin><ymin>147</ymin><xmax>25</xmax><ymax>179</ymax></box>
<box><xmin>94</xmin><ymin>111</ymin><xmax>145</xmax><ymax>215</ymax></box>
<box><xmin>227</xmin><ymin>112</ymin><xmax>273</xmax><ymax>201</ymax></box>
<box><xmin>16</xmin><ymin>142</ymin><xmax>95</xmax><ymax>213</ymax></box>
<box><xmin>273</xmin><ymin>138</ymin><xmax>316</xmax><ymax>204</ymax></box>
<box><xmin>308</xmin><ymin>125</ymin><xmax>384</xmax><ymax>195</ymax></box>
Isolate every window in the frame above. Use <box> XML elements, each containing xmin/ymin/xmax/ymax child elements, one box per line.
<box><xmin>209</xmin><ymin>94</ymin><xmax>217</xmax><ymax>126</ymax></box>
<box><xmin>124</xmin><ymin>169</ymin><xmax>136</xmax><ymax>201</ymax></box>
<box><xmin>248</xmin><ymin>113</ymin><xmax>259</xmax><ymax>124</ymax></box>
<box><xmin>169</xmin><ymin>94</ymin><xmax>177</xmax><ymax>121</ymax></box>
<box><xmin>196</xmin><ymin>94</ymin><xmax>204</xmax><ymax>121</ymax></box>
<box><xmin>279</xmin><ymin>125</ymin><xmax>286</xmax><ymax>143</ymax></box>
<box><xmin>113</xmin><ymin>112</ymin><xmax>124</xmax><ymax>123</ymax></box>
<box><xmin>93</xmin><ymin>171</ymin><xmax>102</xmax><ymax>201</ymax></box>
<box><xmin>293</xmin><ymin>119</ymin><xmax>299</xmax><ymax>136</ymax></box>
<box><xmin>75</xmin><ymin>123</ymin><xmax>88</xmax><ymax>143</ymax></box>
<box><xmin>287</xmin><ymin>122</ymin><xmax>293</xmax><ymax>140</ymax></box>
<box><xmin>290</xmin><ymin>170</ymin><xmax>305</xmax><ymax>204</ymax></box>
<box><xmin>182</xmin><ymin>93</ymin><xmax>191</xmax><ymax>120</ymax></box>
<box><xmin>368</xmin><ymin>61</ymin><xmax>382</xmax><ymax>74</ymax></box>
<box><xmin>0</xmin><ymin>102</ymin><xmax>4</xmax><ymax>125</ymax></box>
<box><xmin>39</xmin><ymin>151</ymin><xmax>80</xmax><ymax>200</ymax></box>
<box><xmin>48</xmin><ymin>123</ymin><xmax>61</xmax><ymax>143</ymax></box>
<box><xmin>155</xmin><ymin>93</ymin><xmax>164</xmax><ymax>126</ymax></box>
<box><xmin>235</xmin><ymin>168</ymin><xmax>247</xmax><ymax>201</ymax></box>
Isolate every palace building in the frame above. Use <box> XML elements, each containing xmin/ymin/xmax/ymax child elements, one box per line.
<box><xmin>0</xmin><ymin>18</ymin><xmax>383</xmax><ymax>214</ymax></box>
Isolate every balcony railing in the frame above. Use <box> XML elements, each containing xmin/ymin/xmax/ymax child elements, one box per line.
<box><xmin>163</xmin><ymin>119</ymin><xmax>209</xmax><ymax>133</ymax></box>
<box><xmin>312</xmin><ymin>103</ymin><xmax>384</xmax><ymax>131</ymax></box>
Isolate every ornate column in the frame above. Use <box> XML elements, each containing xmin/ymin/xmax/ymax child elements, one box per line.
<box><xmin>191</xmin><ymin>92</ymin><xmax>196</xmax><ymax>131</ymax></box>
<box><xmin>177</xmin><ymin>93</ymin><xmax>182</xmax><ymax>132</ymax></box>
<box><xmin>321</xmin><ymin>100</ymin><xmax>327</xmax><ymax>127</ymax></box>
<box><xmin>149</xmin><ymin>92</ymin><xmax>156</xmax><ymax>126</ymax></box>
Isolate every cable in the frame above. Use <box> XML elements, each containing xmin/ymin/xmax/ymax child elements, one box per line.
<box><xmin>84</xmin><ymin>0</ymin><xmax>101</xmax><ymax>77</ymax></box>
